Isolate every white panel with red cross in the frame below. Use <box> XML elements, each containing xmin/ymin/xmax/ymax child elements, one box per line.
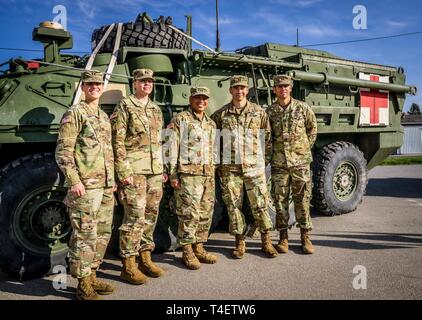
<box><xmin>358</xmin><ymin>72</ymin><xmax>390</xmax><ymax>126</ymax></box>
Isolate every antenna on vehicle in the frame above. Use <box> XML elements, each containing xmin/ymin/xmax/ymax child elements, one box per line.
<box><xmin>296</xmin><ymin>28</ymin><xmax>300</xmax><ymax>47</ymax></box>
<box><xmin>216</xmin><ymin>0</ymin><xmax>221</xmax><ymax>52</ymax></box>
<box><xmin>185</xmin><ymin>14</ymin><xmax>192</xmax><ymax>55</ymax></box>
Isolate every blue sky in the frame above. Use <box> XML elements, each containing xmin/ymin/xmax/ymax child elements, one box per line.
<box><xmin>0</xmin><ymin>0</ymin><xmax>421</xmax><ymax>111</ymax></box>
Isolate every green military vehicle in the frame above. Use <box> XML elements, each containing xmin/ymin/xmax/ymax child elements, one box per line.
<box><xmin>0</xmin><ymin>13</ymin><xmax>417</xmax><ymax>279</ymax></box>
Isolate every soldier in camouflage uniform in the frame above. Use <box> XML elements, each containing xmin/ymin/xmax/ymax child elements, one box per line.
<box><xmin>211</xmin><ymin>75</ymin><xmax>278</xmax><ymax>259</ymax></box>
<box><xmin>111</xmin><ymin>69</ymin><xmax>167</xmax><ymax>284</ymax></box>
<box><xmin>167</xmin><ymin>86</ymin><xmax>217</xmax><ymax>270</ymax></box>
<box><xmin>55</xmin><ymin>70</ymin><xmax>115</xmax><ymax>300</ymax></box>
<box><xmin>266</xmin><ymin>75</ymin><xmax>317</xmax><ymax>254</ymax></box>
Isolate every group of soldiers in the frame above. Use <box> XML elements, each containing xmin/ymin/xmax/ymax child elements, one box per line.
<box><xmin>55</xmin><ymin>68</ymin><xmax>317</xmax><ymax>300</ymax></box>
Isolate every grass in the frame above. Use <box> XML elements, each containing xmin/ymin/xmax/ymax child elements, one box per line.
<box><xmin>380</xmin><ymin>155</ymin><xmax>422</xmax><ymax>166</ymax></box>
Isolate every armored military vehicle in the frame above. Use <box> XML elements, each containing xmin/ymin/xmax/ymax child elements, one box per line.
<box><xmin>0</xmin><ymin>13</ymin><xmax>416</xmax><ymax>279</ymax></box>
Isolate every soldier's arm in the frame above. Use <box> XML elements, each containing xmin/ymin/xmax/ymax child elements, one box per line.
<box><xmin>167</xmin><ymin>116</ymin><xmax>180</xmax><ymax>181</ymax></box>
<box><xmin>111</xmin><ymin>102</ymin><xmax>133</xmax><ymax>182</ymax></box>
<box><xmin>262</xmin><ymin>109</ymin><xmax>273</xmax><ymax>166</ymax></box>
<box><xmin>305</xmin><ymin>105</ymin><xmax>318</xmax><ymax>148</ymax></box>
<box><xmin>55</xmin><ymin>109</ymin><xmax>81</xmax><ymax>186</ymax></box>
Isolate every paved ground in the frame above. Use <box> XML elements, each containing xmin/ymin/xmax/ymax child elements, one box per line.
<box><xmin>1</xmin><ymin>165</ymin><xmax>421</xmax><ymax>300</ymax></box>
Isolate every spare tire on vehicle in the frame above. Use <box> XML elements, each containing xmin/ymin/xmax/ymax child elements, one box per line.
<box><xmin>91</xmin><ymin>12</ymin><xmax>188</xmax><ymax>54</ymax></box>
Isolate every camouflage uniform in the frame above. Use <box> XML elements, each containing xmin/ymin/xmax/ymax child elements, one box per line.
<box><xmin>111</xmin><ymin>70</ymin><xmax>164</xmax><ymax>258</ymax></box>
<box><xmin>267</xmin><ymin>76</ymin><xmax>317</xmax><ymax>231</ymax></box>
<box><xmin>211</xmin><ymin>76</ymin><xmax>273</xmax><ymax>236</ymax></box>
<box><xmin>167</xmin><ymin>87</ymin><xmax>217</xmax><ymax>245</ymax></box>
<box><xmin>55</xmin><ymin>71</ymin><xmax>115</xmax><ymax>279</ymax></box>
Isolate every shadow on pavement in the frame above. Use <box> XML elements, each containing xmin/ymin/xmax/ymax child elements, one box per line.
<box><xmin>313</xmin><ymin>231</ymin><xmax>422</xmax><ymax>245</ymax></box>
<box><xmin>366</xmin><ymin>178</ymin><xmax>422</xmax><ymax>198</ymax></box>
<box><xmin>207</xmin><ymin>232</ymin><xmax>421</xmax><ymax>252</ymax></box>
<box><xmin>0</xmin><ymin>273</ymin><xmax>74</xmax><ymax>300</ymax></box>
<box><xmin>206</xmin><ymin>238</ymin><xmax>309</xmax><ymax>257</ymax></box>
<box><xmin>310</xmin><ymin>231</ymin><xmax>422</xmax><ymax>250</ymax></box>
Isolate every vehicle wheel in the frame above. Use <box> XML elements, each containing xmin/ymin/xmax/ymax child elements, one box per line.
<box><xmin>312</xmin><ymin>142</ymin><xmax>368</xmax><ymax>216</ymax></box>
<box><xmin>91</xmin><ymin>13</ymin><xmax>188</xmax><ymax>54</ymax></box>
<box><xmin>0</xmin><ymin>153</ymin><xmax>70</xmax><ymax>280</ymax></box>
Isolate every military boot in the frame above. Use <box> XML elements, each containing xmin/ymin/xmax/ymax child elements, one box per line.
<box><xmin>139</xmin><ymin>250</ymin><xmax>165</xmax><ymax>278</ymax></box>
<box><xmin>120</xmin><ymin>256</ymin><xmax>148</xmax><ymax>285</ymax></box>
<box><xmin>300</xmin><ymin>228</ymin><xmax>315</xmax><ymax>254</ymax></box>
<box><xmin>90</xmin><ymin>269</ymin><xmax>115</xmax><ymax>295</ymax></box>
<box><xmin>76</xmin><ymin>276</ymin><xmax>100</xmax><ymax>300</ymax></box>
<box><xmin>261</xmin><ymin>231</ymin><xmax>278</xmax><ymax>258</ymax></box>
<box><xmin>232</xmin><ymin>234</ymin><xmax>246</xmax><ymax>259</ymax></box>
<box><xmin>182</xmin><ymin>244</ymin><xmax>201</xmax><ymax>270</ymax></box>
<box><xmin>193</xmin><ymin>243</ymin><xmax>217</xmax><ymax>264</ymax></box>
<box><xmin>275</xmin><ymin>230</ymin><xmax>289</xmax><ymax>253</ymax></box>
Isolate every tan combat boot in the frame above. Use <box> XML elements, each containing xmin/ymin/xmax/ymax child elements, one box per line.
<box><xmin>139</xmin><ymin>250</ymin><xmax>165</xmax><ymax>278</ymax></box>
<box><xmin>300</xmin><ymin>228</ymin><xmax>315</xmax><ymax>254</ymax></box>
<box><xmin>261</xmin><ymin>231</ymin><xmax>278</xmax><ymax>258</ymax></box>
<box><xmin>90</xmin><ymin>269</ymin><xmax>115</xmax><ymax>295</ymax></box>
<box><xmin>193</xmin><ymin>243</ymin><xmax>217</xmax><ymax>264</ymax></box>
<box><xmin>76</xmin><ymin>276</ymin><xmax>100</xmax><ymax>300</ymax></box>
<box><xmin>182</xmin><ymin>244</ymin><xmax>201</xmax><ymax>270</ymax></box>
<box><xmin>120</xmin><ymin>256</ymin><xmax>148</xmax><ymax>285</ymax></box>
<box><xmin>232</xmin><ymin>234</ymin><xmax>246</xmax><ymax>259</ymax></box>
<box><xmin>275</xmin><ymin>230</ymin><xmax>289</xmax><ymax>253</ymax></box>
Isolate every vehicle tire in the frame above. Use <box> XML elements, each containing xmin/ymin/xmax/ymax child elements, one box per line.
<box><xmin>312</xmin><ymin>142</ymin><xmax>368</xmax><ymax>216</ymax></box>
<box><xmin>91</xmin><ymin>14</ymin><xmax>188</xmax><ymax>54</ymax></box>
<box><xmin>0</xmin><ymin>153</ymin><xmax>70</xmax><ymax>280</ymax></box>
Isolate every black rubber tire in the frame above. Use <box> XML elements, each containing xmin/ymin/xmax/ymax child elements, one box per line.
<box><xmin>92</xmin><ymin>18</ymin><xmax>188</xmax><ymax>54</ymax></box>
<box><xmin>0</xmin><ymin>153</ymin><xmax>69</xmax><ymax>280</ymax></box>
<box><xmin>312</xmin><ymin>142</ymin><xmax>368</xmax><ymax>216</ymax></box>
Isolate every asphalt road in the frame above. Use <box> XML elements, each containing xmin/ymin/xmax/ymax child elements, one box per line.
<box><xmin>1</xmin><ymin>165</ymin><xmax>422</xmax><ymax>300</ymax></box>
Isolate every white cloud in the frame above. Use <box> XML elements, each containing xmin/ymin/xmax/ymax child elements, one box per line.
<box><xmin>386</xmin><ymin>20</ymin><xmax>408</xmax><ymax>28</ymax></box>
<box><xmin>99</xmin><ymin>0</ymin><xmax>207</xmax><ymax>10</ymax></box>
<box><xmin>192</xmin><ymin>11</ymin><xmax>240</xmax><ymax>40</ymax></box>
<box><xmin>255</xmin><ymin>9</ymin><xmax>344</xmax><ymax>38</ymax></box>
<box><xmin>270</xmin><ymin>0</ymin><xmax>322</xmax><ymax>7</ymax></box>
<box><xmin>77</xmin><ymin>0</ymin><xmax>95</xmax><ymax>19</ymax></box>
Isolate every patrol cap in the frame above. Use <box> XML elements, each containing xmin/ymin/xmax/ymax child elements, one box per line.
<box><xmin>190</xmin><ymin>86</ymin><xmax>210</xmax><ymax>98</ymax></box>
<box><xmin>81</xmin><ymin>70</ymin><xmax>104</xmax><ymax>84</ymax></box>
<box><xmin>133</xmin><ymin>68</ymin><xmax>154</xmax><ymax>81</ymax></box>
<box><xmin>230</xmin><ymin>75</ymin><xmax>249</xmax><ymax>87</ymax></box>
<box><xmin>273</xmin><ymin>74</ymin><xmax>293</xmax><ymax>87</ymax></box>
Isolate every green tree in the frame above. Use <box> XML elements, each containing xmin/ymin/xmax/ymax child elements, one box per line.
<box><xmin>409</xmin><ymin>103</ymin><xmax>421</xmax><ymax>115</ymax></box>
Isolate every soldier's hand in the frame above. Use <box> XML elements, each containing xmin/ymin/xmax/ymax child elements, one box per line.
<box><xmin>163</xmin><ymin>173</ymin><xmax>169</xmax><ymax>183</ymax></box>
<box><xmin>113</xmin><ymin>185</ymin><xmax>118</xmax><ymax>192</ymax></box>
<box><xmin>70</xmin><ymin>182</ymin><xmax>86</xmax><ymax>197</ymax></box>
<box><xmin>122</xmin><ymin>176</ymin><xmax>134</xmax><ymax>186</ymax></box>
<box><xmin>171</xmin><ymin>179</ymin><xmax>181</xmax><ymax>189</ymax></box>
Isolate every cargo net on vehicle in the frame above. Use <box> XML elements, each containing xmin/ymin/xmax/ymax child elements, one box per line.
<box><xmin>91</xmin><ymin>12</ymin><xmax>188</xmax><ymax>53</ymax></box>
